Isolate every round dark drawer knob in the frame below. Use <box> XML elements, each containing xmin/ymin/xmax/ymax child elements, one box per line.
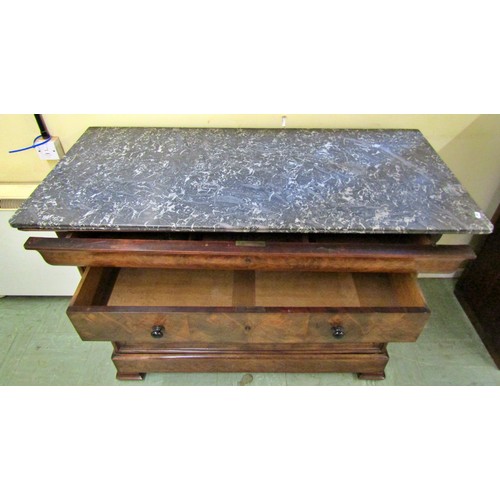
<box><xmin>331</xmin><ymin>325</ymin><xmax>345</xmax><ymax>339</ymax></box>
<box><xmin>151</xmin><ymin>325</ymin><xmax>165</xmax><ymax>339</ymax></box>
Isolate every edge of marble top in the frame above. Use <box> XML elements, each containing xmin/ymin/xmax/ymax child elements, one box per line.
<box><xmin>9</xmin><ymin>127</ymin><xmax>494</xmax><ymax>234</ymax></box>
<box><xmin>12</xmin><ymin>224</ymin><xmax>492</xmax><ymax>234</ymax></box>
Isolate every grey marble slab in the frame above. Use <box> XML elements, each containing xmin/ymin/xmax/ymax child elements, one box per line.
<box><xmin>9</xmin><ymin>127</ymin><xmax>493</xmax><ymax>234</ymax></box>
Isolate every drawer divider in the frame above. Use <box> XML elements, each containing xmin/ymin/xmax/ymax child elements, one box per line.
<box><xmin>232</xmin><ymin>271</ymin><xmax>256</xmax><ymax>307</ymax></box>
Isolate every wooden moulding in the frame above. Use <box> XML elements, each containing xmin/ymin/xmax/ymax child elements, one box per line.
<box><xmin>26</xmin><ymin>236</ymin><xmax>475</xmax><ymax>273</ymax></box>
<box><xmin>111</xmin><ymin>344</ymin><xmax>390</xmax><ymax>380</ymax></box>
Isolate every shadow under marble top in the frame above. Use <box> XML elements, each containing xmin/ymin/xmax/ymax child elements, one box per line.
<box><xmin>9</xmin><ymin>127</ymin><xmax>493</xmax><ymax>234</ymax></box>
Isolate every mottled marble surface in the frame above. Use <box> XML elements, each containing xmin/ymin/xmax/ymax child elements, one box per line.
<box><xmin>9</xmin><ymin>127</ymin><xmax>493</xmax><ymax>234</ymax></box>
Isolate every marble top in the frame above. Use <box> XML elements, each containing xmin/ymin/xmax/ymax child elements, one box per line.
<box><xmin>9</xmin><ymin>127</ymin><xmax>493</xmax><ymax>234</ymax></box>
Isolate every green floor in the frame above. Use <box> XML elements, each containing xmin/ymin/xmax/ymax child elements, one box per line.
<box><xmin>0</xmin><ymin>279</ymin><xmax>498</xmax><ymax>385</ymax></box>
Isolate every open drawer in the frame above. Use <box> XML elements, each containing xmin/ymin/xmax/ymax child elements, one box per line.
<box><xmin>67</xmin><ymin>267</ymin><xmax>430</xmax><ymax>345</ymax></box>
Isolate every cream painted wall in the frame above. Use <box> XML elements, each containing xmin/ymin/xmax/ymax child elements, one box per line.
<box><xmin>0</xmin><ymin>114</ymin><xmax>480</xmax><ymax>182</ymax></box>
<box><xmin>1</xmin><ymin>114</ymin><xmax>498</xmax><ymax>244</ymax></box>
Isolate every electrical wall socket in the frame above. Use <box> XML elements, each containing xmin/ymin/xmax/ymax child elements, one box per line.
<box><xmin>35</xmin><ymin>136</ymin><xmax>65</xmax><ymax>160</ymax></box>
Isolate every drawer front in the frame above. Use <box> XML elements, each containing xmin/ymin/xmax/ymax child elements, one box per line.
<box><xmin>309</xmin><ymin>311</ymin><xmax>429</xmax><ymax>342</ymax></box>
<box><xmin>67</xmin><ymin>266</ymin><xmax>430</xmax><ymax>346</ymax></box>
<box><xmin>26</xmin><ymin>235</ymin><xmax>476</xmax><ymax>274</ymax></box>
<box><xmin>67</xmin><ymin>309</ymin><xmax>429</xmax><ymax>345</ymax></box>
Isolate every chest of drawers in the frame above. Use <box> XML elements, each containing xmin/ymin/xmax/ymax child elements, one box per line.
<box><xmin>25</xmin><ymin>231</ymin><xmax>474</xmax><ymax>379</ymax></box>
<box><xmin>10</xmin><ymin>128</ymin><xmax>492</xmax><ymax>381</ymax></box>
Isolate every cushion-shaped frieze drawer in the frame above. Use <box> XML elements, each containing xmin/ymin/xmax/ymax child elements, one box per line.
<box><xmin>66</xmin><ymin>268</ymin><xmax>430</xmax><ymax>345</ymax></box>
<box><xmin>26</xmin><ymin>233</ymin><xmax>476</xmax><ymax>274</ymax></box>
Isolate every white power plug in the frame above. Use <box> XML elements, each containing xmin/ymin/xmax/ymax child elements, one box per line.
<box><xmin>35</xmin><ymin>136</ymin><xmax>65</xmax><ymax>160</ymax></box>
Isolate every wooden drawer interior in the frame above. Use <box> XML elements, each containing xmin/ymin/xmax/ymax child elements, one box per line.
<box><xmin>73</xmin><ymin>267</ymin><xmax>427</xmax><ymax>311</ymax></box>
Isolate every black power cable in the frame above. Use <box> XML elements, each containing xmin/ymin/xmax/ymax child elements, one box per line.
<box><xmin>34</xmin><ymin>114</ymin><xmax>50</xmax><ymax>139</ymax></box>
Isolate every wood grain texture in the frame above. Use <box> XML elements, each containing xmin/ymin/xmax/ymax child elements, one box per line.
<box><xmin>77</xmin><ymin>268</ymin><xmax>426</xmax><ymax>308</ymax></box>
<box><xmin>26</xmin><ymin>236</ymin><xmax>475</xmax><ymax>273</ymax></box>
<box><xmin>67</xmin><ymin>268</ymin><xmax>430</xmax><ymax>345</ymax></box>
<box><xmin>111</xmin><ymin>343</ymin><xmax>390</xmax><ymax>379</ymax></box>
<box><xmin>108</xmin><ymin>268</ymin><xmax>234</xmax><ymax>307</ymax></box>
<box><xmin>232</xmin><ymin>271</ymin><xmax>256</xmax><ymax>307</ymax></box>
<box><xmin>115</xmin><ymin>341</ymin><xmax>386</xmax><ymax>353</ymax></box>
<box><xmin>255</xmin><ymin>271</ymin><xmax>359</xmax><ymax>307</ymax></box>
<box><xmin>69</xmin><ymin>267</ymin><xmax>118</xmax><ymax>307</ymax></box>
<box><xmin>68</xmin><ymin>310</ymin><xmax>429</xmax><ymax>344</ymax></box>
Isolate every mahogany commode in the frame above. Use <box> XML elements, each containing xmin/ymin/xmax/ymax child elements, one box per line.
<box><xmin>10</xmin><ymin>127</ymin><xmax>492</xmax><ymax>380</ymax></box>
